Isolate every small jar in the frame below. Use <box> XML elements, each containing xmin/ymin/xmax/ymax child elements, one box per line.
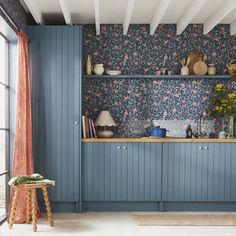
<box><xmin>208</xmin><ymin>64</ymin><xmax>216</xmax><ymax>75</ymax></box>
<box><xmin>181</xmin><ymin>66</ymin><xmax>189</xmax><ymax>75</ymax></box>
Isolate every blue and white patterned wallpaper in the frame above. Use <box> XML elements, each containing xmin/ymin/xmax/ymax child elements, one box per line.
<box><xmin>82</xmin><ymin>24</ymin><xmax>236</xmax><ymax>137</ymax></box>
<box><xmin>0</xmin><ymin>0</ymin><xmax>27</xmax><ymax>31</ymax></box>
<box><xmin>83</xmin><ymin>24</ymin><xmax>236</xmax><ymax>75</ymax></box>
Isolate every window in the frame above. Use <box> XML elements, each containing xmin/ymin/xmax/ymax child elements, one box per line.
<box><xmin>0</xmin><ymin>34</ymin><xmax>10</xmax><ymax>221</ymax></box>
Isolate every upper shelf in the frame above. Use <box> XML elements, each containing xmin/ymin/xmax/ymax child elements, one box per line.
<box><xmin>83</xmin><ymin>75</ymin><xmax>232</xmax><ymax>79</ymax></box>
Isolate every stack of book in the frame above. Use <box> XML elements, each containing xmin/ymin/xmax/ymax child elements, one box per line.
<box><xmin>82</xmin><ymin>116</ymin><xmax>97</xmax><ymax>138</ymax></box>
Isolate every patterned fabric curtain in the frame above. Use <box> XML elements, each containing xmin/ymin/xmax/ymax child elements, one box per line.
<box><xmin>8</xmin><ymin>30</ymin><xmax>40</xmax><ymax>223</ymax></box>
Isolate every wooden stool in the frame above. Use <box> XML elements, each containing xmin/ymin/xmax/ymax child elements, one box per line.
<box><xmin>8</xmin><ymin>184</ymin><xmax>54</xmax><ymax>232</ymax></box>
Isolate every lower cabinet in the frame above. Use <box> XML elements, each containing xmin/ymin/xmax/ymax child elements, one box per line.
<box><xmin>82</xmin><ymin>142</ymin><xmax>162</xmax><ymax>201</ymax></box>
<box><xmin>162</xmin><ymin>143</ymin><xmax>236</xmax><ymax>201</ymax></box>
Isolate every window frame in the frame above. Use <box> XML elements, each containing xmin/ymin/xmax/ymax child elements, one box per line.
<box><xmin>0</xmin><ymin>33</ymin><xmax>10</xmax><ymax>223</ymax></box>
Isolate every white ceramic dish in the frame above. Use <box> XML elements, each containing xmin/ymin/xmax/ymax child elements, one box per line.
<box><xmin>106</xmin><ymin>70</ymin><xmax>121</xmax><ymax>76</ymax></box>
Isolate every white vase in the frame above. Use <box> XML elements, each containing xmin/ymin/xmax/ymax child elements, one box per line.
<box><xmin>181</xmin><ymin>66</ymin><xmax>189</xmax><ymax>75</ymax></box>
<box><xmin>93</xmin><ymin>64</ymin><xmax>104</xmax><ymax>75</ymax></box>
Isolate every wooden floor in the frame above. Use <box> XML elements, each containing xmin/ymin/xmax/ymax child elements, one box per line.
<box><xmin>1</xmin><ymin>212</ymin><xmax>236</xmax><ymax>235</ymax></box>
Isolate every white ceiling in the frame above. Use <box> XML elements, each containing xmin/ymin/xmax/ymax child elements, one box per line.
<box><xmin>20</xmin><ymin>0</ymin><xmax>236</xmax><ymax>34</ymax></box>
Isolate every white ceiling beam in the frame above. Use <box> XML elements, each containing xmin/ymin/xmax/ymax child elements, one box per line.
<box><xmin>150</xmin><ymin>0</ymin><xmax>172</xmax><ymax>35</ymax></box>
<box><xmin>123</xmin><ymin>0</ymin><xmax>135</xmax><ymax>35</ymax></box>
<box><xmin>204</xmin><ymin>0</ymin><xmax>236</xmax><ymax>34</ymax></box>
<box><xmin>58</xmin><ymin>0</ymin><xmax>72</xmax><ymax>25</ymax></box>
<box><xmin>94</xmin><ymin>0</ymin><xmax>100</xmax><ymax>35</ymax></box>
<box><xmin>177</xmin><ymin>0</ymin><xmax>207</xmax><ymax>35</ymax></box>
<box><xmin>22</xmin><ymin>0</ymin><xmax>43</xmax><ymax>24</ymax></box>
<box><xmin>230</xmin><ymin>19</ymin><xmax>236</xmax><ymax>35</ymax></box>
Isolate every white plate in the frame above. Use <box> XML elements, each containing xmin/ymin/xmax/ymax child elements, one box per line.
<box><xmin>106</xmin><ymin>70</ymin><xmax>121</xmax><ymax>75</ymax></box>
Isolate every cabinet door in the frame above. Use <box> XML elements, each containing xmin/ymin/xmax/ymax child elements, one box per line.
<box><xmin>28</xmin><ymin>26</ymin><xmax>82</xmax><ymax>202</ymax></box>
<box><xmin>82</xmin><ymin>142</ymin><xmax>125</xmax><ymax>201</ymax></box>
<box><xmin>82</xmin><ymin>142</ymin><xmax>162</xmax><ymax>201</ymax></box>
<box><xmin>162</xmin><ymin>143</ymin><xmax>236</xmax><ymax>201</ymax></box>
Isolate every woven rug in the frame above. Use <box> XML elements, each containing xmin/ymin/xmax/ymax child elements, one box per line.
<box><xmin>133</xmin><ymin>212</ymin><xmax>236</xmax><ymax>226</ymax></box>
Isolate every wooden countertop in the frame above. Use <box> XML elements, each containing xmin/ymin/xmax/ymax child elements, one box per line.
<box><xmin>82</xmin><ymin>138</ymin><xmax>236</xmax><ymax>143</ymax></box>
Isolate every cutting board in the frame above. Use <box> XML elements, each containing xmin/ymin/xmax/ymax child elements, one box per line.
<box><xmin>193</xmin><ymin>60</ymin><xmax>208</xmax><ymax>75</ymax></box>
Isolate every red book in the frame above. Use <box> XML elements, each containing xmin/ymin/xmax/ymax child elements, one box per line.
<box><xmin>85</xmin><ymin>117</ymin><xmax>90</xmax><ymax>138</ymax></box>
<box><xmin>91</xmin><ymin>120</ymin><xmax>97</xmax><ymax>138</ymax></box>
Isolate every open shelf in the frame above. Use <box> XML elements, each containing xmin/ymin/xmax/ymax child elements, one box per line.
<box><xmin>83</xmin><ymin>75</ymin><xmax>231</xmax><ymax>79</ymax></box>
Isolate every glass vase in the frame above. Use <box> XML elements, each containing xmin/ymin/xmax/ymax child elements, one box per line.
<box><xmin>226</xmin><ymin>116</ymin><xmax>236</xmax><ymax>138</ymax></box>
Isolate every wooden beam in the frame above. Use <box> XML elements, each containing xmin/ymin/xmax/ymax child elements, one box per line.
<box><xmin>94</xmin><ymin>0</ymin><xmax>100</xmax><ymax>35</ymax></box>
<box><xmin>177</xmin><ymin>0</ymin><xmax>207</xmax><ymax>35</ymax></box>
<box><xmin>22</xmin><ymin>0</ymin><xmax>43</xmax><ymax>24</ymax></box>
<box><xmin>150</xmin><ymin>0</ymin><xmax>172</xmax><ymax>35</ymax></box>
<box><xmin>204</xmin><ymin>0</ymin><xmax>236</xmax><ymax>34</ymax></box>
<box><xmin>58</xmin><ymin>0</ymin><xmax>72</xmax><ymax>25</ymax></box>
<box><xmin>123</xmin><ymin>0</ymin><xmax>135</xmax><ymax>35</ymax></box>
<box><xmin>230</xmin><ymin>19</ymin><xmax>236</xmax><ymax>35</ymax></box>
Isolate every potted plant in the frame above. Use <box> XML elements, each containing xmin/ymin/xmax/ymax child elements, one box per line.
<box><xmin>209</xmin><ymin>76</ymin><xmax>236</xmax><ymax>137</ymax></box>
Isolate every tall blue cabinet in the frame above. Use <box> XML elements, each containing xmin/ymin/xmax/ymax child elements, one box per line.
<box><xmin>27</xmin><ymin>26</ymin><xmax>82</xmax><ymax>212</ymax></box>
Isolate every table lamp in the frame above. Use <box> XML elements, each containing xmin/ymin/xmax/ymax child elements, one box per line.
<box><xmin>95</xmin><ymin>111</ymin><xmax>116</xmax><ymax>138</ymax></box>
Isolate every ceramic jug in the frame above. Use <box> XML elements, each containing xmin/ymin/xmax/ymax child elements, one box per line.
<box><xmin>93</xmin><ymin>64</ymin><xmax>104</xmax><ymax>75</ymax></box>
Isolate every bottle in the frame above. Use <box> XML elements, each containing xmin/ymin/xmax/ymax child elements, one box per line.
<box><xmin>85</xmin><ymin>55</ymin><xmax>92</xmax><ymax>75</ymax></box>
<box><xmin>186</xmin><ymin>125</ymin><xmax>193</xmax><ymax>138</ymax></box>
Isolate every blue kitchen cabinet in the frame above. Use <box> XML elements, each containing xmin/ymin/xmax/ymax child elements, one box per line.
<box><xmin>82</xmin><ymin>142</ymin><xmax>162</xmax><ymax>201</ymax></box>
<box><xmin>162</xmin><ymin>143</ymin><xmax>236</xmax><ymax>201</ymax></box>
<box><xmin>27</xmin><ymin>26</ymin><xmax>82</xmax><ymax>204</ymax></box>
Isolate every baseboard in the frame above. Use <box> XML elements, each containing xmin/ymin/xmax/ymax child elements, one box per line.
<box><xmin>38</xmin><ymin>201</ymin><xmax>236</xmax><ymax>212</ymax></box>
<box><xmin>81</xmin><ymin>201</ymin><xmax>160</xmax><ymax>212</ymax></box>
<box><xmin>38</xmin><ymin>201</ymin><xmax>80</xmax><ymax>212</ymax></box>
<box><xmin>163</xmin><ymin>201</ymin><xmax>236</xmax><ymax>212</ymax></box>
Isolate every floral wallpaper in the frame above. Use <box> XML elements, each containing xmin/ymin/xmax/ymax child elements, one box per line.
<box><xmin>83</xmin><ymin>77</ymin><xmax>235</xmax><ymax>137</ymax></box>
<box><xmin>83</xmin><ymin>24</ymin><xmax>236</xmax><ymax>137</ymax></box>
<box><xmin>0</xmin><ymin>0</ymin><xmax>27</xmax><ymax>31</ymax></box>
<box><xmin>83</xmin><ymin>24</ymin><xmax>236</xmax><ymax>75</ymax></box>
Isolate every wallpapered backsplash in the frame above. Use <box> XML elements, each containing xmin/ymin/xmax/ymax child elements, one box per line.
<box><xmin>83</xmin><ymin>24</ymin><xmax>235</xmax><ymax>138</ymax></box>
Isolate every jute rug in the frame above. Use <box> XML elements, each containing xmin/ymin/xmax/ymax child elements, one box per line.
<box><xmin>133</xmin><ymin>212</ymin><xmax>236</xmax><ymax>226</ymax></box>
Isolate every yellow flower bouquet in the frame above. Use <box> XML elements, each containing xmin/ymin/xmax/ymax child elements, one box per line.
<box><xmin>209</xmin><ymin>81</ymin><xmax>236</xmax><ymax>117</ymax></box>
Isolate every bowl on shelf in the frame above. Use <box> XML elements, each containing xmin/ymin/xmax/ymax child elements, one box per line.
<box><xmin>106</xmin><ymin>70</ymin><xmax>122</xmax><ymax>76</ymax></box>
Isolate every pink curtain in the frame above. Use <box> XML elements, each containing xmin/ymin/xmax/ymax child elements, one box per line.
<box><xmin>8</xmin><ymin>31</ymin><xmax>40</xmax><ymax>223</ymax></box>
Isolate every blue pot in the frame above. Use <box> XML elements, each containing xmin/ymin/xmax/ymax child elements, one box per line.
<box><xmin>148</xmin><ymin>127</ymin><xmax>169</xmax><ymax>138</ymax></box>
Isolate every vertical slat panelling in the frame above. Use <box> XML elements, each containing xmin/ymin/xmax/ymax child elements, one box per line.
<box><xmin>185</xmin><ymin>143</ymin><xmax>191</xmax><ymax>200</ymax></box>
<box><xmin>98</xmin><ymin>143</ymin><xmax>105</xmax><ymax>200</ymax></box>
<box><xmin>121</xmin><ymin>143</ymin><xmax>128</xmax><ymax>201</ymax></box>
<box><xmin>230</xmin><ymin>144</ymin><xmax>236</xmax><ymax>200</ymax></box>
<box><xmin>50</xmin><ymin>27</ymin><xmax>56</xmax><ymax>201</ymax></box>
<box><xmin>190</xmin><ymin>143</ymin><xmax>197</xmax><ymax>201</ymax></box>
<box><xmin>201</xmin><ymin>144</ymin><xmax>208</xmax><ymax>201</ymax></box>
<box><xmin>207</xmin><ymin>142</ymin><xmax>214</xmax><ymax>200</ymax></box>
<box><xmin>61</xmin><ymin>27</ymin><xmax>68</xmax><ymax>201</ymax></box>
<box><xmin>225</xmin><ymin>143</ymin><xmax>231</xmax><ymax>200</ymax></box>
<box><xmin>67</xmin><ymin>27</ymin><xmax>74</xmax><ymax>201</ymax></box>
<box><xmin>127</xmin><ymin>143</ymin><xmax>133</xmax><ymax>200</ymax></box>
<box><xmin>132</xmin><ymin>143</ymin><xmax>139</xmax><ymax>201</ymax></box>
<box><xmin>138</xmin><ymin>143</ymin><xmax>145</xmax><ymax>200</ymax></box>
<box><xmin>56</xmin><ymin>27</ymin><xmax>62</xmax><ymax>201</ymax></box>
<box><xmin>110</xmin><ymin>143</ymin><xmax>116</xmax><ymax>200</ymax></box>
<box><xmin>28</xmin><ymin>26</ymin><xmax>82</xmax><ymax>203</ymax></box>
<box><xmin>213</xmin><ymin>143</ymin><xmax>220</xmax><ymax>200</ymax></box>
<box><xmin>104</xmin><ymin>143</ymin><xmax>111</xmax><ymax>200</ymax></box>
<box><xmin>219</xmin><ymin>143</ymin><xmax>226</xmax><ymax>200</ymax></box>
<box><xmin>173</xmin><ymin>143</ymin><xmax>180</xmax><ymax>200</ymax></box>
<box><xmin>162</xmin><ymin>143</ymin><xmax>168</xmax><ymax>200</ymax></box>
<box><xmin>144</xmin><ymin>143</ymin><xmax>149</xmax><ymax>200</ymax></box>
